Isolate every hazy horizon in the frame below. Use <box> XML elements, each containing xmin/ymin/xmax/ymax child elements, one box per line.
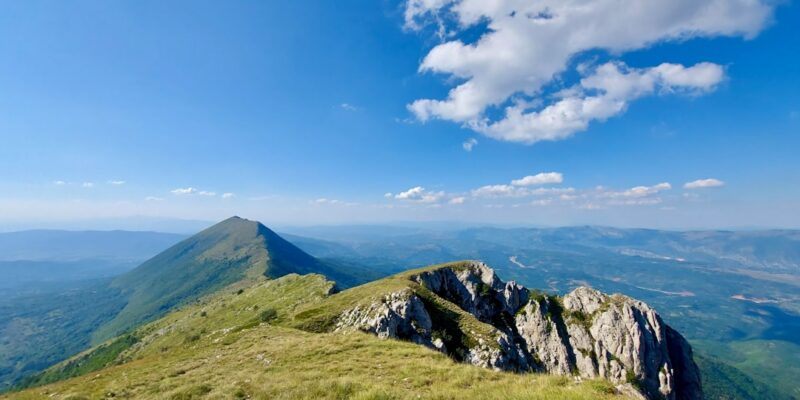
<box><xmin>1</xmin><ymin>215</ymin><xmax>797</xmax><ymax>235</ymax></box>
<box><xmin>1</xmin><ymin>1</ymin><xmax>798</xmax><ymax>230</ymax></box>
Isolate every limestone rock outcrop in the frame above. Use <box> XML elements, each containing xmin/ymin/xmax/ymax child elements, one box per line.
<box><xmin>334</xmin><ymin>261</ymin><xmax>702</xmax><ymax>400</ymax></box>
<box><xmin>335</xmin><ymin>289</ymin><xmax>435</xmax><ymax>348</ymax></box>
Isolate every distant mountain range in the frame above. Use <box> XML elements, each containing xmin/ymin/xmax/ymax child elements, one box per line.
<box><xmin>0</xmin><ymin>230</ymin><xmax>187</xmax><ymax>262</ymax></box>
<box><xmin>1</xmin><ymin>219</ymin><xmax>798</xmax><ymax>398</ymax></box>
<box><xmin>282</xmin><ymin>224</ymin><xmax>800</xmax><ymax>274</ymax></box>
<box><xmin>0</xmin><ymin>230</ymin><xmax>187</xmax><ymax>294</ymax></box>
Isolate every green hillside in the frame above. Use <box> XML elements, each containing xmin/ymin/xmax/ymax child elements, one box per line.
<box><xmin>6</xmin><ymin>273</ymin><xmax>628</xmax><ymax>400</ymax></box>
<box><xmin>1</xmin><ymin>217</ymin><xmax>382</xmax><ymax>392</ymax></box>
<box><xmin>695</xmin><ymin>340</ymin><xmax>800</xmax><ymax>399</ymax></box>
<box><xmin>695</xmin><ymin>354</ymin><xmax>790</xmax><ymax>400</ymax></box>
<box><xmin>4</xmin><ymin>221</ymin><xmax>787</xmax><ymax>399</ymax></box>
<box><xmin>92</xmin><ymin>216</ymin><xmax>270</xmax><ymax>341</ymax></box>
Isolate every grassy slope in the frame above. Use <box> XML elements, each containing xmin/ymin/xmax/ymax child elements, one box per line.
<box><xmin>1</xmin><ymin>217</ymin><xmax>394</xmax><ymax>391</ymax></box>
<box><xmin>6</xmin><ymin>272</ymin><xmax>629</xmax><ymax>400</ymax></box>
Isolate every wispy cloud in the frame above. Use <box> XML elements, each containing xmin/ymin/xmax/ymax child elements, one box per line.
<box><xmin>586</xmin><ymin>183</ymin><xmax>672</xmax><ymax>207</ymax></box>
<box><xmin>449</xmin><ymin>196</ymin><xmax>466</xmax><ymax>205</ymax></box>
<box><xmin>170</xmin><ymin>187</ymin><xmax>216</xmax><ymax>196</ymax></box>
<box><xmin>53</xmin><ymin>180</ymin><xmax>66</xmax><ymax>186</ymax></box>
<box><xmin>171</xmin><ymin>187</ymin><xmax>198</xmax><ymax>195</ymax></box>
<box><xmin>82</xmin><ymin>182</ymin><xmax>95</xmax><ymax>188</ymax></box>
<box><xmin>531</xmin><ymin>199</ymin><xmax>553</xmax><ymax>207</ymax></box>
<box><xmin>530</xmin><ymin>187</ymin><xmax>576</xmax><ymax>196</ymax></box>
<box><xmin>340</xmin><ymin>103</ymin><xmax>358</xmax><ymax>111</ymax></box>
<box><xmin>684</xmin><ymin>178</ymin><xmax>724</xmax><ymax>189</ymax></box>
<box><xmin>472</xmin><ymin>184</ymin><xmax>528</xmax><ymax>198</ymax></box>
<box><xmin>462</xmin><ymin>138</ymin><xmax>478</xmax><ymax>152</ymax></box>
<box><xmin>108</xmin><ymin>180</ymin><xmax>126</xmax><ymax>185</ymax></box>
<box><xmin>599</xmin><ymin>183</ymin><xmax>672</xmax><ymax>199</ymax></box>
<box><xmin>313</xmin><ymin>198</ymin><xmax>342</xmax><ymax>205</ymax></box>
<box><xmin>312</xmin><ymin>198</ymin><xmax>358</xmax><ymax>206</ymax></box>
<box><xmin>221</xmin><ymin>192</ymin><xmax>235</xmax><ymax>199</ymax></box>
<box><xmin>144</xmin><ymin>196</ymin><xmax>164</xmax><ymax>201</ymax></box>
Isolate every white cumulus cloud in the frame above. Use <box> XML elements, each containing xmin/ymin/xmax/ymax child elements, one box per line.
<box><xmin>471</xmin><ymin>62</ymin><xmax>725</xmax><ymax>143</ymax></box>
<box><xmin>395</xmin><ymin>186</ymin><xmax>446</xmax><ymax>203</ymax></box>
<box><xmin>511</xmin><ymin>172</ymin><xmax>563</xmax><ymax>186</ymax></box>
<box><xmin>473</xmin><ymin>172</ymin><xmax>566</xmax><ymax>197</ymax></box>
<box><xmin>684</xmin><ymin>178</ymin><xmax>724</xmax><ymax>189</ymax></box>
<box><xmin>405</xmin><ymin>0</ymin><xmax>772</xmax><ymax>144</ymax></box>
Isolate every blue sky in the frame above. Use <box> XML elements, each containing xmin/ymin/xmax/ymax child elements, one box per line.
<box><xmin>0</xmin><ymin>0</ymin><xmax>798</xmax><ymax>229</ymax></box>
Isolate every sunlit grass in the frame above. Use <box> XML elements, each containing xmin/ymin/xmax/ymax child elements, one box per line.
<box><xmin>5</xmin><ymin>271</ymin><xmax>630</xmax><ymax>399</ymax></box>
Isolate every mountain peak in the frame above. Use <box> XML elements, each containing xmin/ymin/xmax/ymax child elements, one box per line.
<box><xmin>209</xmin><ymin>215</ymin><xmax>261</xmax><ymax>231</ymax></box>
<box><xmin>91</xmin><ymin>217</ymin><xmax>363</xmax><ymax>341</ymax></box>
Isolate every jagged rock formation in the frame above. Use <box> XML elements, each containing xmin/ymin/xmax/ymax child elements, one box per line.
<box><xmin>334</xmin><ymin>261</ymin><xmax>702</xmax><ymax>400</ymax></box>
<box><xmin>337</xmin><ymin>289</ymin><xmax>436</xmax><ymax>348</ymax></box>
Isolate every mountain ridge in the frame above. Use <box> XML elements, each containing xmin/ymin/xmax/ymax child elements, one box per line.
<box><xmin>0</xmin><ymin>216</ymin><xmax>379</xmax><ymax>391</ymax></box>
<box><xmin>94</xmin><ymin>216</ymin><xmax>378</xmax><ymax>342</ymax></box>
<box><xmin>291</xmin><ymin>260</ymin><xmax>702</xmax><ymax>400</ymax></box>
<box><xmin>7</xmin><ymin>268</ymin><xmax>634</xmax><ymax>399</ymax></box>
<box><xmin>7</xmin><ymin>260</ymin><xmax>702</xmax><ymax>399</ymax></box>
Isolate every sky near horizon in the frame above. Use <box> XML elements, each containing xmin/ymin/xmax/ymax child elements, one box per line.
<box><xmin>1</xmin><ymin>1</ymin><xmax>798</xmax><ymax>229</ymax></box>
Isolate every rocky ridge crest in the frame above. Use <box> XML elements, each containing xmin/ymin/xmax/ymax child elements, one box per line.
<box><xmin>335</xmin><ymin>261</ymin><xmax>702</xmax><ymax>400</ymax></box>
